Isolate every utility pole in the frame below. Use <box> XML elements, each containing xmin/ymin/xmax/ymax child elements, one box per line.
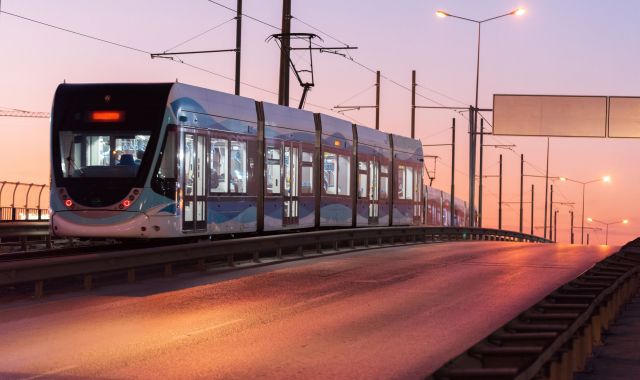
<box><xmin>479</xmin><ymin>119</ymin><xmax>484</xmax><ymax>227</ymax></box>
<box><xmin>549</xmin><ymin>184</ymin><xmax>554</xmax><ymax>240</ymax></box>
<box><xmin>450</xmin><ymin>118</ymin><xmax>455</xmax><ymax>226</ymax></box>
<box><xmin>234</xmin><ymin>0</ymin><xmax>242</xmax><ymax>95</ymax></box>
<box><xmin>498</xmin><ymin>154</ymin><xmax>503</xmax><ymax>230</ymax></box>
<box><xmin>570</xmin><ymin>210</ymin><xmax>574</xmax><ymax>244</ymax></box>
<box><xmin>411</xmin><ymin>70</ymin><xmax>416</xmax><ymax>138</ymax></box>
<box><xmin>519</xmin><ymin>154</ymin><xmax>524</xmax><ymax>233</ymax></box>
<box><xmin>468</xmin><ymin>106</ymin><xmax>476</xmax><ymax>227</ymax></box>
<box><xmin>530</xmin><ymin>184</ymin><xmax>534</xmax><ymax>236</ymax></box>
<box><xmin>277</xmin><ymin>0</ymin><xmax>292</xmax><ymax>106</ymax></box>
<box><xmin>375</xmin><ymin>70</ymin><xmax>381</xmax><ymax>130</ymax></box>
<box><xmin>553</xmin><ymin>210</ymin><xmax>558</xmax><ymax>242</ymax></box>
<box><xmin>543</xmin><ymin>138</ymin><xmax>549</xmax><ymax>239</ymax></box>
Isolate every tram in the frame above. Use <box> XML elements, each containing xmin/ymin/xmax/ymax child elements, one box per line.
<box><xmin>50</xmin><ymin>83</ymin><xmax>433</xmax><ymax>238</ymax></box>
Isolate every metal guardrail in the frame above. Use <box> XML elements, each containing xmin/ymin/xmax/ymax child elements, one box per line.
<box><xmin>0</xmin><ymin>222</ymin><xmax>51</xmax><ymax>251</ymax></box>
<box><xmin>0</xmin><ymin>221</ymin><xmax>49</xmax><ymax>237</ymax></box>
<box><xmin>0</xmin><ymin>226</ymin><xmax>548</xmax><ymax>297</ymax></box>
<box><xmin>433</xmin><ymin>237</ymin><xmax>640</xmax><ymax>380</ymax></box>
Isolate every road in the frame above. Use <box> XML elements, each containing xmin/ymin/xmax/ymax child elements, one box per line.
<box><xmin>0</xmin><ymin>241</ymin><xmax>616</xmax><ymax>379</ymax></box>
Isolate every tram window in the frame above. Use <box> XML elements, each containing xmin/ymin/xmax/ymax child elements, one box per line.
<box><xmin>210</xmin><ymin>138</ymin><xmax>228</xmax><ymax>193</ymax></box>
<box><xmin>267</xmin><ymin>147</ymin><xmax>281</xmax><ymax>195</ymax></box>
<box><xmin>405</xmin><ymin>166</ymin><xmax>413</xmax><ymax>201</ymax></box>
<box><xmin>302</xmin><ymin>166</ymin><xmax>313</xmax><ymax>194</ymax></box>
<box><xmin>358</xmin><ymin>173</ymin><xmax>367</xmax><ymax>198</ymax></box>
<box><xmin>151</xmin><ymin>130</ymin><xmax>177</xmax><ymax>198</ymax></box>
<box><xmin>358</xmin><ymin>161</ymin><xmax>367</xmax><ymax>198</ymax></box>
<box><xmin>58</xmin><ymin>132</ymin><xmax>149</xmax><ymax>178</ymax></box>
<box><xmin>157</xmin><ymin>130</ymin><xmax>176</xmax><ymax>180</ymax></box>
<box><xmin>301</xmin><ymin>149</ymin><xmax>313</xmax><ymax>195</ymax></box>
<box><xmin>380</xmin><ymin>176</ymin><xmax>389</xmax><ymax>200</ymax></box>
<box><xmin>323</xmin><ymin>152</ymin><xmax>337</xmax><ymax>195</ymax></box>
<box><xmin>414</xmin><ymin>168</ymin><xmax>422</xmax><ymax>202</ymax></box>
<box><xmin>338</xmin><ymin>155</ymin><xmax>350</xmax><ymax>196</ymax></box>
<box><xmin>398</xmin><ymin>165</ymin><xmax>405</xmax><ymax>199</ymax></box>
<box><xmin>230</xmin><ymin>141</ymin><xmax>247</xmax><ymax>193</ymax></box>
<box><xmin>381</xmin><ymin>165</ymin><xmax>389</xmax><ymax>174</ymax></box>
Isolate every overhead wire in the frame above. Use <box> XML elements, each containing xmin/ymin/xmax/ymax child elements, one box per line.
<box><xmin>1</xmin><ymin>8</ymin><xmax>346</xmax><ymax>119</ymax></box>
<box><xmin>0</xmin><ymin>10</ymin><xmax>151</xmax><ymax>55</ymax></box>
<box><xmin>334</xmin><ymin>84</ymin><xmax>375</xmax><ymax>107</ymax></box>
<box><xmin>164</xmin><ymin>17</ymin><xmax>236</xmax><ymax>52</ymax></box>
<box><xmin>207</xmin><ymin>0</ymin><xmax>279</xmax><ymax>30</ymax></box>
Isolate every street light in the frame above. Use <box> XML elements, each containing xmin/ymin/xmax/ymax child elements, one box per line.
<box><xmin>435</xmin><ymin>7</ymin><xmax>525</xmax><ymax>227</ymax></box>
<box><xmin>587</xmin><ymin>218</ymin><xmax>629</xmax><ymax>245</ymax></box>
<box><xmin>560</xmin><ymin>176</ymin><xmax>611</xmax><ymax>244</ymax></box>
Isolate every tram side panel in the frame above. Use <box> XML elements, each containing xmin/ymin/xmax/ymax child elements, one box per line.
<box><xmin>354</xmin><ymin>125</ymin><xmax>392</xmax><ymax>227</ymax></box>
<box><xmin>425</xmin><ymin>186</ymin><xmax>443</xmax><ymax>226</ymax></box>
<box><xmin>318</xmin><ymin>114</ymin><xmax>353</xmax><ymax>227</ymax></box>
<box><xmin>167</xmin><ymin>84</ymin><xmax>260</xmax><ymax>236</ymax></box>
<box><xmin>391</xmin><ymin>134</ymin><xmax>423</xmax><ymax>225</ymax></box>
<box><xmin>262</xmin><ymin>103</ymin><xmax>316</xmax><ymax>231</ymax></box>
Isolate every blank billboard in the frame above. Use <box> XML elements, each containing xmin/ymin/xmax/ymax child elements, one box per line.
<box><xmin>493</xmin><ymin>95</ymin><xmax>607</xmax><ymax>137</ymax></box>
<box><xmin>609</xmin><ymin>97</ymin><xmax>640</xmax><ymax>138</ymax></box>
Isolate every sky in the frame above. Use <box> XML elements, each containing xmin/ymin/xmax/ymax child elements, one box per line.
<box><xmin>0</xmin><ymin>0</ymin><xmax>638</xmax><ymax>245</ymax></box>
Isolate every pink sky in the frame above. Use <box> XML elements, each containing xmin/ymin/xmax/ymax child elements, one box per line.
<box><xmin>0</xmin><ymin>0</ymin><xmax>638</xmax><ymax>245</ymax></box>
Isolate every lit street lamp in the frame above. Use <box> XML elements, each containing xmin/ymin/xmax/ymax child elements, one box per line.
<box><xmin>435</xmin><ymin>7</ymin><xmax>525</xmax><ymax>227</ymax></box>
<box><xmin>559</xmin><ymin>176</ymin><xmax>611</xmax><ymax>244</ymax></box>
<box><xmin>587</xmin><ymin>218</ymin><xmax>629</xmax><ymax>245</ymax></box>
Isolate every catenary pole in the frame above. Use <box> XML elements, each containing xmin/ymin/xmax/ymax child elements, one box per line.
<box><xmin>375</xmin><ymin>70</ymin><xmax>381</xmax><ymax>130</ymax></box>
<box><xmin>519</xmin><ymin>153</ymin><xmax>523</xmax><ymax>233</ymax></box>
<box><xmin>234</xmin><ymin>0</ymin><xmax>242</xmax><ymax>95</ymax></box>
<box><xmin>498</xmin><ymin>154</ymin><xmax>503</xmax><ymax>230</ymax></box>
<box><xmin>451</xmin><ymin>118</ymin><xmax>456</xmax><ymax>226</ymax></box>
<box><xmin>478</xmin><ymin>118</ymin><xmax>484</xmax><ymax>227</ymax></box>
<box><xmin>411</xmin><ymin>70</ymin><xmax>416</xmax><ymax>138</ymax></box>
<box><xmin>277</xmin><ymin>0</ymin><xmax>291</xmax><ymax>106</ymax></box>
<box><xmin>530</xmin><ymin>184</ymin><xmax>534</xmax><ymax>236</ymax></box>
<box><xmin>549</xmin><ymin>184</ymin><xmax>554</xmax><ymax>240</ymax></box>
<box><xmin>570</xmin><ymin>210</ymin><xmax>574</xmax><ymax>244</ymax></box>
<box><xmin>543</xmin><ymin>138</ymin><xmax>549</xmax><ymax>239</ymax></box>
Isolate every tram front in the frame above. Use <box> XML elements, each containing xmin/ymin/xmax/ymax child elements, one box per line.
<box><xmin>50</xmin><ymin>83</ymin><xmax>173</xmax><ymax>238</ymax></box>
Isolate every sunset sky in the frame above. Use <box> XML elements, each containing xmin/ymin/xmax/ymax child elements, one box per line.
<box><xmin>0</xmin><ymin>0</ymin><xmax>638</xmax><ymax>245</ymax></box>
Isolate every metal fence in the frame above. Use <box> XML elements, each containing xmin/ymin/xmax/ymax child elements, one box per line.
<box><xmin>0</xmin><ymin>181</ymin><xmax>49</xmax><ymax>222</ymax></box>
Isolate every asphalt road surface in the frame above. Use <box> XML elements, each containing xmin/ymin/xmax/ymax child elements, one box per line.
<box><xmin>0</xmin><ymin>241</ymin><xmax>616</xmax><ymax>379</ymax></box>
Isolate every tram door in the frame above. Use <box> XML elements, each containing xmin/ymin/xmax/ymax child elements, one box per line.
<box><xmin>283</xmin><ymin>143</ymin><xmax>299</xmax><ymax>225</ymax></box>
<box><xmin>368</xmin><ymin>160</ymin><xmax>380</xmax><ymax>224</ymax></box>
<box><xmin>182</xmin><ymin>133</ymin><xmax>207</xmax><ymax>232</ymax></box>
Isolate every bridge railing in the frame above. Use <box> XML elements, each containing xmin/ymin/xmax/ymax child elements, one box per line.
<box><xmin>0</xmin><ymin>207</ymin><xmax>50</xmax><ymax>221</ymax></box>
<box><xmin>0</xmin><ymin>181</ymin><xmax>49</xmax><ymax>222</ymax></box>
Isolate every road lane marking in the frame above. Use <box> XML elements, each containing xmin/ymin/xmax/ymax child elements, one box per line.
<box><xmin>187</xmin><ymin>318</ymin><xmax>243</xmax><ymax>336</ymax></box>
<box><xmin>170</xmin><ymin>318</ymin><xmax>244</xmax><ymax>342</ymax></box>
<box><xmin>23</xmin><ymin>365</ymin><xmax>79</xmax><ymax>379</ymax></box>
<box><xmin>281</xmin><ymin>291</ymin><xmax>343</xmax><ymax>311</ymax></box>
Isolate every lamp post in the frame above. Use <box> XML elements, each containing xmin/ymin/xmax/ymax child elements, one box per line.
<box><xmin>560</xmin><ymin>176</ymin><xmax>611</xmax><ymax>244</ymax></box>
<box><xmin>587</xmin><ymin>218</ymin><xmax>629</xmax><ymax>246</ymax></box>
<box><xmin>436</xmin><ymin>7</ymin><xmax>525</xmax><ymax>227</ymax></box>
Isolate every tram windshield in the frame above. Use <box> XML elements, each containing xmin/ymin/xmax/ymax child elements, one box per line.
<box><xmin>58</xmin><ymin>132</ymin><xmax>151</xmax><ymax>178</ymax></box>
